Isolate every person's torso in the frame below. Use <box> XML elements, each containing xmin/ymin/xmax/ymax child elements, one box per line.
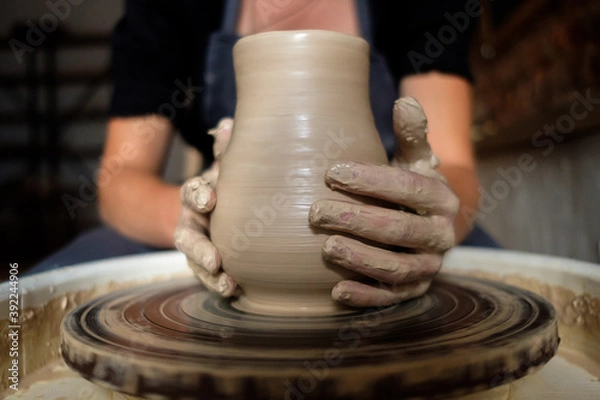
<box><xmin>183</xmin><ymin>0</ymin><xmax>398</xmax><ymax>162</ymax></box>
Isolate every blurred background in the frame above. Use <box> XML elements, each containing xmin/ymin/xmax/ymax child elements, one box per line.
<box><xmin>1</xmin><ymin>0</ymin><xmax>598</xmax><ymax>277</ymax></box>
<box><xmin>0</xmin><ymin>0</ymin><xmax>195</xmax><ymax>277</ymax></box>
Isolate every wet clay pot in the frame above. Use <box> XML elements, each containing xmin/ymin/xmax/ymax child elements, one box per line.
<box><xmin>210</xmin><ymin>30</ymin><xmax>388</xmax><ymax>316</ymax></box>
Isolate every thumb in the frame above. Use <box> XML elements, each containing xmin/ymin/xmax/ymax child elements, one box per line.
<box><xmin>391</xmin><ymin>97</ymin><xmax>442</xmax><ymax>180</ymax></box>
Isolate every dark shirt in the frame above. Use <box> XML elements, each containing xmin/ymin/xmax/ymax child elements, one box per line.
<box><xmin>109</xmin><ymin>0</ymin><xmax>476</xmax><ymax>166</ymax></box>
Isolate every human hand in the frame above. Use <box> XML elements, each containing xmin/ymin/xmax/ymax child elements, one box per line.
<box><xmin>174</xmin><ymin>118</ymin><xmax>239</xmax><ymax>297</ymax></box>
<box><xmin>309</xmin><ymin>97</ymin><xmax>459</xmax><ymax>308</ymax></box>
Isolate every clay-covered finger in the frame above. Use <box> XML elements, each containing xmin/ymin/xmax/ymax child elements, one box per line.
<box><xmin>208</xmin><ymin>118</ymin><xmax>234</xmax><ymax>161</ymax></box>
<box><xmin>187</xmin><ymin>260</ymin><xmax>238</xmax><ymax>297</ymax></box>
<box><xmin>199</xmin><ymin>163</ymin><xmax>220</xmax><ymax>189</ymax></box>
<box><xmin>323</xmin><ymin>235</ymin><xmax>442</xmax><ymax>284</ymax></box>
<box><xmin>332</xmin><ymin>279</ymin><xmax>431</xmax><ymax>307</ymax></box>
<box><xmin>180</xmin><ymin>177</ymin><xmax>217</xmax><ymax>214</ymax></box>
<box><xmin>174</xmin><ymin>221</ymin><xmax>220</xmax><ymax>274</ymax></box>
<box><xmin>309</xmin><ymin>200</ymin><xmax>455</xmax><ymax>252</ymax></box>
<box><xmin>391</xmin><ymin>97</ymin><xmax>441</xmax><ymax>179</ymax></box>
<box><xmin>325</xmin><ymin>162</ymin><xmax>459</xmax><ymax>216</ymax></box>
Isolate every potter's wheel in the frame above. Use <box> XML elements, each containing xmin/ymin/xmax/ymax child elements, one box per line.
<box><xmin>60</xmin><ymin>274</ymin><xmax>559</xmax><ymax>400</ymax></box>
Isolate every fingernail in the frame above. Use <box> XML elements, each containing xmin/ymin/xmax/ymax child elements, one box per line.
<box><xmin>217</xmin><ymin>275</ymin><xmax>230</xmax><ymax>295</ymax></box>
<box><xmin>218</xmin><ymin>274</ymin><xmax>237</xmax><ymax>297</ymax></box>
<box><xmin>210</xmin><ymin>118</ymin><xmax>233</xmax><ymax>137</ymax></box>
<box><xmin>394</xmin><ymin>98</ymin><xmax>427</xmax><ymax>140</ymax></box>
<box><xmin>209</xmin><ymin>118</ymin><xmax>227</xmax><ymax>136</ymax></box>
<box><xmin>189</xmin><ymin>180</ymin><xmax>201</xmax><ymax>190</ymax></box>
<box><xmin>219</xmin><ymin>118</ymin><xmax>233</xmax><ymax>131</ymax></box>
<box><xmin>202</xmin><ymin>252</ymin><xmax>218</xmax><ymax>273</ymax></box>
<box><xmin>308</xmin><ymin>201</ymin><xmax>332</xmax><ymax>226</ymax></box>
<box><xmin>326</xmin><ymin>162</ymin><xmax>354</xmax><ymax>186</ymax></box>
<box><xmin>193</xmin><ymin>244</ymin><xmax>213</xmax><ymax>271</ymax></box>
<box><xmin>323</xmin><ymin>236</ymin><xmax>347</xmax><ymax>260</ymax></box>
<box><xmin>399</xmin><ymin>96</ymin><xmax>419</xmax><ymax>107</ymax></box>
<box><xmin>332</xmin><ymin>285</ymin><xmax>351</xmax><ymax>302</ymax></box>
<box><xmin>395</xmin><ymin>97</ymin><xmax>420</xmax><ymax>114</ymax></box>
<box><xmin>195</xmin><ymin>186</ymin><xmax>212</xmax><ymax>209</ymax></box>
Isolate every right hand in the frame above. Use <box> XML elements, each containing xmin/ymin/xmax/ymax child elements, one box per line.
<box><xmin>174</xmin><ymin>118</ymin><xmax>239</xmax><ymax>297</ymax></box>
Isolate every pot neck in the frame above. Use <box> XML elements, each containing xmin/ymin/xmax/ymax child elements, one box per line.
<box><xmin>233</xmin><ymin>31</ymin><xmax>372</xmax><ymax>119</ymax></box>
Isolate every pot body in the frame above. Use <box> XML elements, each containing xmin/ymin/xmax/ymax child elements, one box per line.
<box><xmin>210</xmin><ymin>30</ymin><xmax>388</xmax><ymax>315</ymax></box>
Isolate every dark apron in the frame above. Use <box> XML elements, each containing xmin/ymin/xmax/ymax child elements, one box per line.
<box><xmin>201</xmin><ymin>0</ymin><xmax>397</xmax><ymax>158</ymax></box>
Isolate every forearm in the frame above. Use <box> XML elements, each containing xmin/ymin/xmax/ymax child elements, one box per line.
<box><xmin>99</xmin><ymin>116</ymin><xmax>179</xmax><ymax>248</ymax></box>
<box><xmin>99</xmin><ymin>169</ymin><xmax>180</xmax><ymax>248</ymax></box>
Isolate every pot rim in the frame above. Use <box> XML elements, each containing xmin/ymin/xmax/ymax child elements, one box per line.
<box><xmin>235</xmin><ymin>29</ymin><xmax>369</xmax><ymax>49</ymax></box>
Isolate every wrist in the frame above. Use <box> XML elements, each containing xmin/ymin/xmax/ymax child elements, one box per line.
<box><xmin>156</xmin><ymin>183</ymin><xmax>182</xmax><ymax>248</ymax></box>
<box><xmin>438</xmin><ymin>165</ymin><xmax>480</xmax><ymax>244</ymax></box>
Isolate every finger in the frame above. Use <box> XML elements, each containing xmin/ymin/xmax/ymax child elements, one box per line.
<box><xmin>332</xmin><ymin>279</ymin><xmax>431</xmax><ymax>307</ymax></box>
<box><xmin>325</xmin><ymin>162</ymin><xmax>459</xmax><ymax>216</ymax></box>
<box><xmin>323</xmin><ymin>235</ymin><xmax>442</xmax><ymax>284</ymax></box>
<box><xmin>199</xmin><ymin>163</ymin><xmax>220</xmax><ymax>189</ymax></box>
<box><xmin>391</xmin><ymin>97</ymin><xmax>442</xmax><ymax>179</ymax></box>
<box><xmin>180</xmin><ymin>177</ymin><xmax>217</xmax><ymax>214</ymax></box>
<box><xmin>309</xmin><ymin>200</ymin><xmax>454</xmax><ymax>252</ymax></box>
<box><xmin>187</xmin><ymin>259</ymin><xmax>238</xmax><ymax>297</ymax></box>
<box><xmin>174</xmin><ymin>216</ymin><xmax>220</xmax><ymax>273</ymax></box>
<box><xmin>208</xmin><ymin>117</ymin><xmax>233</xmax><ymax>161</ymax></box>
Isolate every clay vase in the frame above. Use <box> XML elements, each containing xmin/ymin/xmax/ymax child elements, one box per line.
<box><xmin>210</xmin><ymin>30</ymin><xmax>388</xmax><ymax>316</ymax></box>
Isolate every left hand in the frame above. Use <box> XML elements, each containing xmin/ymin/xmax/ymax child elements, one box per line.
<box><xmin>309</xmin><ymin>97</ymin><xmax>459</xmax><ymax>308</ymax></box>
